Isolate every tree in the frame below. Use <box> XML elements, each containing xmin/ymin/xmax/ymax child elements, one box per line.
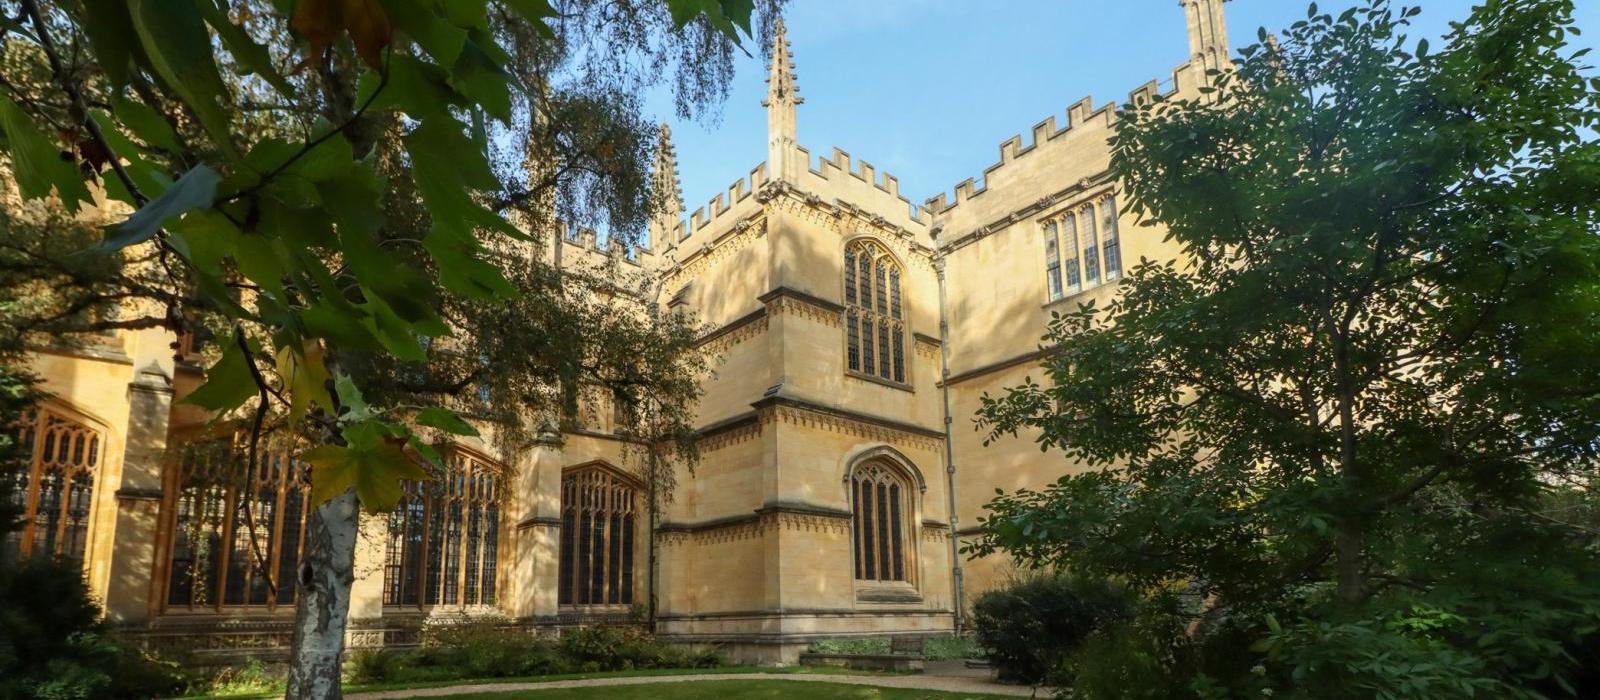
<box><xmin>969</xmin><ymin>0</ymin><xmax>1600</xmax><ymax>695</ymax></box>
<box><xmin>0</xmin><ymin>0</ymin><xmax>770</xmax><ymax>696</ymax></box>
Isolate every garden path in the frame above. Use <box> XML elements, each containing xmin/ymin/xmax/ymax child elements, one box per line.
<box><xmin>346</xmin><ymin>670</ymin><xmax>1043</xmax><ymax>698</ymax></box>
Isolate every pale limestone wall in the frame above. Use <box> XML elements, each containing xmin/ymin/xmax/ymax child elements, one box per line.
<box><xmin>932</xmin><ymin>58</ymin><xmax>1217</xmax><ymax>602</ymax></box>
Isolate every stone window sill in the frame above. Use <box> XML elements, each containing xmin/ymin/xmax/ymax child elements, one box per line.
<box><xmin>845</xmin><ymin>370</ymin><xmax>913</xmax><ymax>393</ymax></box>
<box><xmin>855</xmin><ymin>583</ymin><xmax>922</xmax><ymax>603</ymax></box>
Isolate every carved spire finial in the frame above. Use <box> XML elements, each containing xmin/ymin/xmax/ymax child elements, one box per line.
<box><xmin>763</xmin><ymin>18</ymin><xmax>802</xmax><ymax>110</ymax></box>
<box><xmin>649</xmin><ymin>122</ymin><xmax>683</xmax><ymax>249</ymax></box>
<box><xmin>764</xmin><ymin>17</ymin><xmax>802</xmax><ymax>182</ymax></box>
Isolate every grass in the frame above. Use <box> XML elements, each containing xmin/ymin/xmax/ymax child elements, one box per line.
<box><xmin>446</xmin><ymin>679</ymin><xmax>1018</xmax><ymax>700</ymax></box>
<box><xmin>178</xmin><ymin>665</ymin><xmax>897</xmax><ymax>699</ymax></box>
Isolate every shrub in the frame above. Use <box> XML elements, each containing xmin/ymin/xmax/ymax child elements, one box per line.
<box><xmin>969</xmin><ymin>572</ymin><xmax>1134</xmax><ymax>684</ymax></box>
<box><xmin>923</xmin><ymin>634</ymin><xmax>984</xmax><ymax>661</ymax></box>
<box><xmin>807</xmin><ymin>638</ymin><xmax>890</xmax><ymax>655</ymax></box>
<box><xmin>0</xmin><ymin>555</ymin><xmax>185</xmax><ymax>699</ymax></box>
<box><xmin>345</xmin><ymin>648</ymin><xmax>402</xmax><ymax>685</ymax></box>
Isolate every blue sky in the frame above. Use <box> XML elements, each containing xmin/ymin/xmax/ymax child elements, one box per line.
<box><xmin>643</xmin><ymin>0</ymin><xmax>1599</xmax><ymax>214</ymax></box>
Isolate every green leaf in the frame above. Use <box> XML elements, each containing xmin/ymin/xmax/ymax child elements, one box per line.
<box><xmin>334</xmin><ymin>373</ymin><xmax>372</xmax><ymax>422</ymax></box>
<box><xmin>500</xmin><ymin>0</ymin><xmax>556</xmax><ymax>38</ymax></box>
<box><xmin>416</xmin><ymin>407</ymin><xmax>479</xmax><ymax>436</ymax></box>
<box><xmin>81</xmin><ymin>0</ymin><xmax>144</xmax><ymax>88</ymax></box>
<box><xmin>129</xmin><ymin>0</ymin><xmax>237</xmax><ymax>157</ymax></box>
<box><xmin>166</xmin><ymin>208</ymin><xmax>240</xmax><ymax>275</ymax></box>
<box><xmin>360</xmin><ymin>290</ymin><xmax>429</xmax><ymax>361</ymax></box>
<box><xmin>0</xmin><ymin>96</ymin><xmax>93</xmax><ymax>209</ymax></box>
<box><xmin>180</xmin><ymin>336</ymin><xmax>258</xmax><ymax>412</ymax></box>
<box><xmin>197</xmin><ymin>0</ymin><xmax>296</xmax><ymax>95</ymax></box>
<box><xmin>99</xmin><ymin>165</ymin><xmax>222</xmax><ymax>251</ymax></box>
<box><xmin>304</xmin><ymin>438</ymin><xmax>431</xmax><ymax>512</ymax></box>
<box><xmin>1415</xmin><ymin>38</ymin><xmax>1429</xmax><ymax>59</ymax></box>
<box><xmin>109</xmin><ymin>94</ymin><xmax>178</xmax><ymax>151</ymax></box>
<box><xmin>381</xmin><ymin>0</ymin><xmax>469</xmax><ymax>65</ymax></box>
<box><xmin>88</xmin><ymin>110</ymin><xmax>167</xmax><ymax>200</ymax></box>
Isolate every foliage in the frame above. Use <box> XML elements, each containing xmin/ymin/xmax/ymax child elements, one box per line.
<box><xmin>807</xmin><ymin>638</ymin><xmax>890</xmax><ymax>656</ymax></box>
<box><xmin>339</xmin><ymin>623</ymin><xmax>720</xmax><ymax>684</ymax></box>
<box><xmin>0</xmin><ymin>556</ymin><xmax>188</xmax><ymax>700</ymax></box>
<box><xmin>0</xmin><ymin>0</ymin><xmax>772</xmax><ymax>511</ymax></box>
<box><xmin>969</xmin><ymin>0</ymin><xmax>1600</xmax><ymax>696</ymax></box>
<box><xmin>805</xmin><ymin>635</ymin><xmax>983</xmax><ymax>661</ymax></box>
<box><xmin>921</xmin><ymin>635</ymin><xmax>984</xmax><ymax>661</ymax></box>
<box><xmin>0</xmin><ymin>366</ymin><xmax>186</xmax><ymax>700</ymax></box>
<box><xmin>968</xmin><ymin>572</ymin><xmax>1134</xmax><ymax>684</ymax></box>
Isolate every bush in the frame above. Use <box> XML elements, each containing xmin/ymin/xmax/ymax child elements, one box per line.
<box><xmin>337</xmin><ymin>622</ymin><xmax>718</xmax><ymax>686</ymax></box>
<box><xmin>923</xmin><ymin>634</ymin><xmax>984</xmax><ymax>661</ymax></box>
<box><xmin>807</xmin><ymin>638</ymin><xmax>890</xmax><ymax>655</ymax></box>
<box><xmin>345</xmin><ymin>648</ymin><xmax>402</xmax><ymax>685</ymax></box>
<box><xmin>970</xmin><ymin>572</ymin><xmax>1134</xmax><ymax>684</ymax></box>
<box><xmin>0</xmin><ymin>556</ymin><xmax>187</xmax><ymax>700</ymax></box>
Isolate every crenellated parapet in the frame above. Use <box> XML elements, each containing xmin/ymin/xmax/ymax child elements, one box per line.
<box><xmin>796</xmin><ymin>145</ymin><xmax>930</xmax><ymax>237</ymax></box>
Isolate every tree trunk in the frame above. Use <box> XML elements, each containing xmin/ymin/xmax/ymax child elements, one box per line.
<box><xmin>285</xmin><ymin>489</ymin><xmax>361</xmax><ymax>700</ymax></box>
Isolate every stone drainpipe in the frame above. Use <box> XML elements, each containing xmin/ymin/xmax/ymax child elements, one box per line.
<box><xmin>934</xmin><ymin>252</ymin><xmax>965</xmax><ymax>632</ymax></box>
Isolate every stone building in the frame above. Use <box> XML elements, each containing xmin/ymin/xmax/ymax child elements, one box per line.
<box><xmin>6</xmin><ymin>0</ymin><xmax>1229</xmax><ymax>664</ymax></box>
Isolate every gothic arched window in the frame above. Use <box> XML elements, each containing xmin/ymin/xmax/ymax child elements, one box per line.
<box><xmin>2</xmin><ymin>407</ymin><xmax>101</xmax><ymax>566</ymax></box>
<box><xmin>559</xmin><ymin>465</ymin><xmax>638</xmax><ymax>606</ymax></box>
<box><xmin>851</xmin><ymin>460</ymin><xmax>914</xmax><ymax>583</ymax></box>
<box><xmin>383</xmin><ymin>450</ymin><xmax>503</xmax><ymax>608</ymax></box>
<box><xmin>165</xmin><ymin>437</ymin><xmax>309</xmax><ymax>610</ymax></box>
<box><xmin>844</xmin><ymin>239</ymin><xmax>906</xmax><ymax>384</ymax></box>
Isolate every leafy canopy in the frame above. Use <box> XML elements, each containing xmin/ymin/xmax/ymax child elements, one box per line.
<box><xmin>969</xmin><ymin>0</ymin><xmax>1600</xmax><ymax>696</ymax></box>
<box><xmin>0</xmin><ymin>0</ymin><xmax>755</xmax><ymax>511</ymax></box>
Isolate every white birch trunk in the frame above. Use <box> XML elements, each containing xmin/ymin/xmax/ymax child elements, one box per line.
<box><xmin>285</xmin><ymin>489</ymin><xmax>360</xmax><ymax>699</ymax></box>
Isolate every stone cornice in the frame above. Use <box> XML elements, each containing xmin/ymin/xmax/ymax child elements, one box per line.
<box><xmin>941</xmin><ymin>348</ymin><xmax>1051</xmax><ymax>387</ymax></box>
<box><xmin>694</xmin><ymin>307</ymin><xmax>768</xmax><ymax>354</ymax></box>
<box><xmin>751</xmin><ymin>394</ymin><xmax>944</xmax><ymax>441</ymax></box>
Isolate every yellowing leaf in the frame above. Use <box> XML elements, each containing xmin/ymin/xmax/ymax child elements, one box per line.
<box><xmin>292</xmin><ymin>0</ymin><xmax>393</xmax><ymax>70</ymax></box>
<box><xmin>275</xmin><ymin>340</ymin><xmax>333</xmax><ymax>423</ymax></box>
<box><xmin>304</xmin><ymin>438</ymin><xmax>430</xmax><ymax>512</ymax></box>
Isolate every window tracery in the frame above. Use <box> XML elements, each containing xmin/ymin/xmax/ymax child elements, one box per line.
<box><xmin>165</xmin><ymin>437</ymin><xmax>307</xmax><ymax>610</ymax></box>
<box><xmin>2</xmin><ymin>407</ymin><xmax>101</xmax><ymax>567</ymax></box>
<box><xmin>844</xmin><ymin>239</ymin><xmax>907</xmax><ymax>384</ymax></box>
<box><xmin>383</xmin><ymin>450</ymin><xmax>503</xmax><ymax>607</ymax></box>
<box><xmin>559</xmin><ymin>465</ymin><xmax>637</xmax><ymax>607</ymax></box>
<box><xmin>851</xmin><ymin>460</ymin><xmax>914</xmax><ymax>583</ymax></box>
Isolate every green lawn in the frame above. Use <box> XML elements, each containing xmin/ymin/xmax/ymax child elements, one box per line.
<box><xmin>447</xmin><ymin>679</ymin><xmax>1016</xmax><ymax>700</ymax></box>
<box><xmin>181</xmin><ymin>666</ymin><xmax>904</xmax><ymax>699</ymax></box>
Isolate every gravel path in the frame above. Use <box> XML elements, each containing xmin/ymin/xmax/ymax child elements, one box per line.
<box><xmin>346</xmin><ymin>671</ymin><xmax>1044</xmax><ymax>698</ymax></box>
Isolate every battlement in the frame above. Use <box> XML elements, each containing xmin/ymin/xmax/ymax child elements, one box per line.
<box><xmin>799</xmin><ymin>145</ymin><xmax>928</xmax><ymax>229</ymax></box>
<box><xmin>924</xmin><ymin>58</ymin><xmax>1206</xmax><ymax>219</ymax></box>
<box><xmin>559</xmin><ymin>222</ymin><xmax>648</xmax><ymax>267</ymax></box>
<box><xmin>656</xmin><ymin>161</ymin><xmax>771</xmax><ymax>257</ymax></box>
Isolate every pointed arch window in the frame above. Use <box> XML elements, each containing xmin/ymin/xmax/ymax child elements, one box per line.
<box><xmin>164</xmin><ymin>436</ymin><xmax>309</xmax><ymax>610</ymax></box>
<box><xmin>559</xmin><ymin>465</ymin><xmax>638</xmax><ymax>606</ymax></box>
<box><xmin>3</xmin><ymin>407</ymin><xmax>101</xmax><ymax>567</ymax></box>
<box><xmin>383</xmin><ymin>450</ymin><xmax>503</xmax><ymax>608</ymax></box>
<box><xmin>844</xmin><ymin>239</ymin><xmax>906</xmax><ymax>384</ymax></box>
<box><xmin>851</xmin><ymin>460</ymin><xmax>914</xmax><ymax>583</ymax></box>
